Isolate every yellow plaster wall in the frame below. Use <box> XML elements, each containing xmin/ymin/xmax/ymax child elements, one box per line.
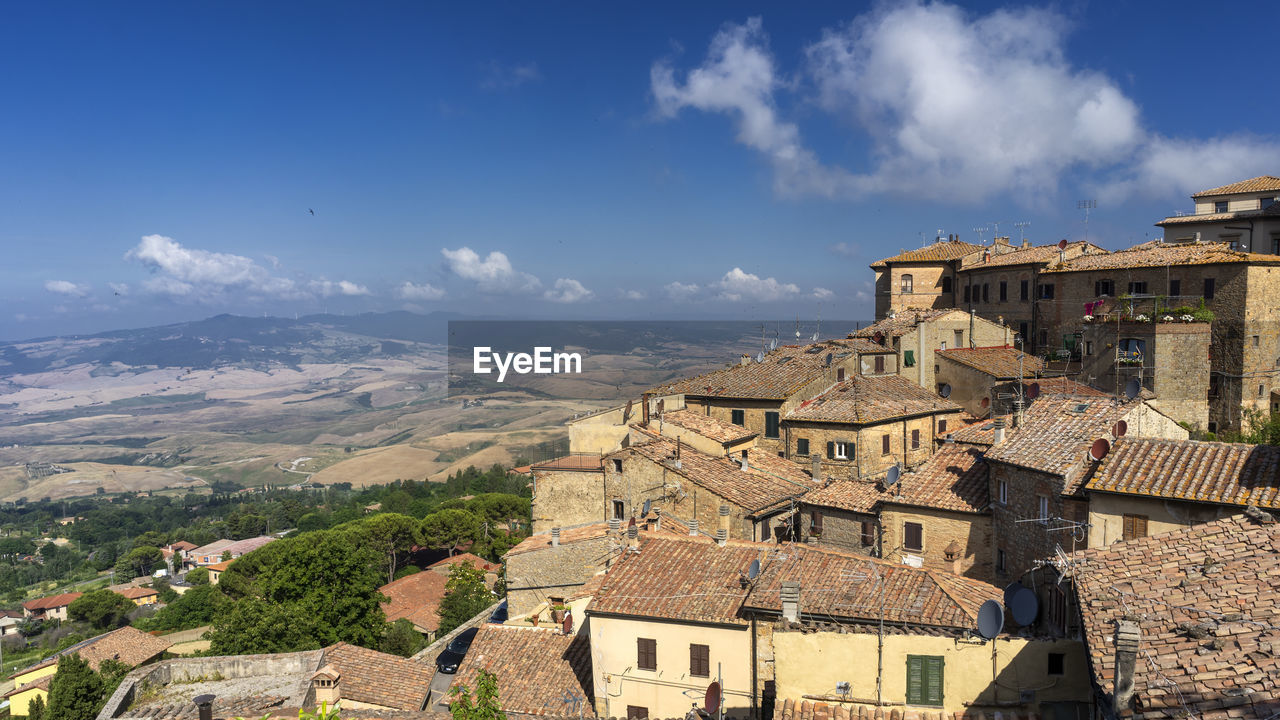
<box><xmin>8</xmin><ymin>686</ymin><xmax>47</xmax><ymax>717</ymax></box>
<box><xmin>12</xmin><ymin>663</ymin><xmax>56</xmax><ymax>689</ymax></box>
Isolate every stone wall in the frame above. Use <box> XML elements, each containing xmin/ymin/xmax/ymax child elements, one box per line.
<box><xmin>532</xmin><ymin>467</ymin><xmax>605</xmax><ymax>534</ymax></box>
<box><xmin>891</xmin><ymin>312</ymin><xmax>1010</xmax><ymax>391</ymax></box>
<box><xmin>798</xmin><ymin>505</ymin><xmax>877</xmax><ymax>555</ymax></box>
<box><xmin>934</xmin><ymin>355</ymin><xmax>1003</xmax><ymax>417</ymax></box>
<box><xmin>879</xmin><ymin>263</ymin><xmax>954</xmax><ymax>317</ymax></box>
<box><xmin>782</xmin><ymin>414</ymin><xmax>955</xmax><ymax>481</ymax></box>
<box><xmin>988</xmin><ymin>463</ymin><xmax>1066</xmax><ymax>582</ymax></box>
<box><xmin>878</xmin><ymin>505</ymin><xmax>994</xmax><ymax>582</ymax></box>
<box><xmin>1080</xmin><ymin>321</ymin><xmax>1211</xmax><ymax>429</ymax></box>
<box><xmin>505</xmin><ymin>534</ymin><xmax>616</xmax><ymax>618</ymax></box>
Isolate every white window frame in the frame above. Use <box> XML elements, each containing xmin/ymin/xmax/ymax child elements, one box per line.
<box><xmin>1037</xmin><ymin>495</ymin><xmax>1050</xmax><ymax>525</ymax></box>
<box><xmin>998</xmin><ymin>480</ymin><xmax>1008</xmax><ymax>505</ymax></box>
<box><xmin>834</xmin><ymin>441</ymin><xmax>849</xmax><ymax>460</ymax></box>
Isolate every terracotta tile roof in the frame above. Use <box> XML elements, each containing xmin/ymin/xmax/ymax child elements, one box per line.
<box><xmin>851</xmin><ymin>309</ymin><xmax>962</xmax><ymax>340</ymax></box>
<box><xmin>427</xmin><ymin>552</ymin><xmax>501</xmax><ymax>574</ymax></box>
<box><xmin>1071</xmin><ymin>512</ymin><xmax>1280</xmax><ymax>719</ymax></box>
<box><xmin>189</xmin><ymin>539</ymin><xmax>235</xmax><ymax>558</ymax></box>
<box><xmin>450</xmin><ymin>626</ymin><xmax>594</xmax><ymax>717</ymax></box>
<box><xmin>785</xmin><ymin>374</ymin><xmax>959</xmax><ymax>425</ymax></box>
<box><xmin>658</xmin><ymin>408</ymin><xmax>757</xmax><ymax>445</ymax></box>
<box><xmin>504</xmin><ymin>522</ymin><xmax>613</xmax><ymax>557</ymax></box>
<box><xmin>221</xmin><ymin>535</ymin><xmax>276</xmax><ymax>557</ymax></box>
<box><xmin>1190</xmin><ymin>174</ymin><xmax>1280</xmax><ymax>197</ymax></box>
<box><xmin>588</xmin><ymin>534</ymin><xmax>761</xmax><ymax>625</ymax></box>
<box><xmin>1156</xmin><ymin>200</ymin><xmax>1280</xmax><ymax>226</ymax></box>
<box><xmin>1086</xmin><ymin>438</ymin><xmax>1280</xmax><ymax>509</ymax></box>
<box><xmin>888</xmin><ymin>445</ymin><xmax>989</xmax><ymax>514</ymax></box>
<box><xmin>774</xmin><ymin>697</ymin><xmax>1014</xmax><ymax>720</ymax></box>
<box><xmin>649</xmin><ymin>340</ymin><xmax>885</xmax><ymax>401</ymax></box>
<box><xmin>530</xmin><ymin>455</ymin><xmax>604</xmax><ymax>472</ymax></box>
<box><xmin>960</xmin><ymin>240</ymin><xmax>1106</xmax><ymax>269</ymax></box>
<box><xmin>1041</xmin><ymin>240</ymin><xmax>1280</xmax><ymax>272</ymax></box>
<box><xmin>2</xmin><ymin>674</ymin><xmax>52</xmax><ymax>698</ymax></box>
<box><xmin>870</xmin><ymin>240</ymin><xmax>984</xmax><ymax>268</ymax></box>
<box><xmin>116</xmin><ymin>586</ymin><xmax>159</xmax><ymax>599</ymax></box>
<box><xmin>205</xmin><ymin>560</ymin><xmax>232</xmax><ymax>572</ymax></box>
<box><xmin>168</xmin><ymin>541</ymin><xmax>197</xmax><ymax>552</ymax></box>
<box><xmin>379</xmin><ymin>571</ymin><xmax>448</xmax><ymax>633</ymax></box>
<box><xmin>568</xmin><ymin>572</ymin><xmax>607</xmax><ymax>602</ymax></box>
<box><xmin>945</xmin><ymin>416</ymin><xmax>1008</xmax><ymax>447</ymax></box>
<box><xmin>22</xmin><ymin>591</ymin><xmax>82</xmax><ymax>611</ymax></box>
<box><xmin>625</xmin><ymin>432</ymin><xmax>819</xmax><ymax>513</ymax></box>
<box><xmin>984</xmin><ymin>395</ymin><xmax>1137</xmax><ymax>485</ymax></box>
<box><xmin>17</xmin><ymin>626</ymin><xmax>177</xmax><ymax>675</ymax></box>
<box><xmin>800</xmin><ymin>479</ymin><xmax>885</xmax><ymax>514</ymax></box>
<box><xmin>742</xmin><ymin>542</ymin><xmax>1001</xmax><ymax>630</ymax></box>
<box><xmin>322</xmin><ymin>642</ymin><xmax>432</xmax><ymax>711</ymax></box>
<box><xmin>1030</xmin><ymin>377</ymin><xmax>1109</xmax><ymax>398</ymax></box>
<box><xmin>937</xmin><ymin>346</ymin><xmax>1046</xmax><ymax>379</ymax></box>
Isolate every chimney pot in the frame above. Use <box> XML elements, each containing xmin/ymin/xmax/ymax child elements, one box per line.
<box><xmin>780</xmin><ymin>581</ymin><xmax>801</xmax><ymax>622</ymax></box>
<box><xmin>194</xmin><ymin>695</ymin><xmax>216</xmax><ymax>720</ymax></box>
<box><xmin>689</xmin><ymin>519</ymin><xmax>699</xmax><ymax>536</ymax></box>
<box><xmin>992</xmin><ymin>417</ymin><xmax>1007</xmax><ymax>444</ymax></box>
<box><xmin>551</xmin><ymin>527</ymin><xmax>561</xmax><ymax>547</ymax></box>
<box><xmin>608</xmin><ymin>518</ymin><xmax>621</xmax><ymax>532</ymax></box>
<box><xmin>1114</xmin><ymin>619</ymin><xmax>1141</xmax><ymax>715</ymax></box>
<box><xmin>715</xmin><ymin>528</ymin><xmax>727</xmax><ymax>546</ymax></box>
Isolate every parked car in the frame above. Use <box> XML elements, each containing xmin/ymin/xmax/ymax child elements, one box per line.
<box><xmin>488</xmin><ymin>600</ymin><xmax>508</xmax><ymax>624</ymax></box>
<box><xmin>435</xmin><ymin>627</ymin><xmax>479</xmax><ymax>673</ymax></box>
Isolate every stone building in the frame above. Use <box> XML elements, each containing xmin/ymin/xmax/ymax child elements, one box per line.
<box><xmin>933</xmin><ymin>346</ymin><xmax>1052</xmax><ymax>418</ymax></box>
<box><xmin>1082</xmin><ymin>437</ymin><xmax>1280</xmax><ymax>548</ymax></box>
<box><xmin>781</xmin><ymin>374</ymin><xmax>962</xmax><ymax>480</ymax></box>
<box><xmin>1036</xmin><ymin>240</ymin><xmax>1280</xmax><ymax>432</ymax></box>
<box><xmin>1078</xmin><ymin>319</ymin><xmax>1212</xmax><ymax>428</ymax></box>
<box><xmin>851</xmin><ymin>308</ymin><xmax>1011</xmax><ymax>391</ymax></box>
<box><xmin>871</xmin><ymin>236</ymin><xmax>983</xmax><ymax>318</ymax></box>
<box><xmin>983</xmin><ymin>392</ymin><xmax>1187</xmax><ymax>581</ymax></box>
<box><xmin>503</xmin><ymin>522</ymin><xmax>619</xmax><ymax>620</ymax></box>
<box><xmin>649</xmin><ymin>339</ymin><xmax>898</xmax><ymax>458</ymax></box>
<box><xmin>530</xmin><ymin>455</ymin><xmax>605</xmax><ymax>533</ymax></box>
<box><xmin>1156</xmin><ymin>175</ymin><xmax>1280</xmax><ymax>254</ymax></box>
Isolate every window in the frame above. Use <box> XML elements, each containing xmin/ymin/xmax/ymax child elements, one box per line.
<box><xmin>937</xmin><ymin>419</ymin><xmax>947</xmax><ymax>433</ymax></box>
<box><xmin>690</xmin><ymin>644</ymin><xmax>710</xmax><ymax>678</ymax></box>
<box><xmin>1169</xmin><ymin>278</ymin><xmax>1181</xmax><ymax>297</ymax></box>
<box><xmin>982</xmin><ymin>284</ymin><xmax>989</xmax><ymax>302</ymax></box>
<box><xmin>1261</xmin><ymin>196</ymin><xmax>1275</xmax><ymax>209</ymax></box>
<box><xmin>963</xmin><ymin>285</ymin><xmax>971</xmax><ymax>303</ymax></box>
<box><xmin>731</xmin><ymin>409</ymin><xmax>745</xmax><ymax>426</ymax></box>
<box><xmin>1273</xmin><ymin>234</ymin><xmax>1280</xmax><ymax>255</ymax></box>
<box><xmin>882</xmin><ymin>435</ymin><xmax>891</xmax><ymax>454</ymax></box>
<box><xmin>901</xmin><ymin>274</ymin><xmax>914</xmax><ymax>293</ymax></box>
<box><xmin>764</xmin><ymin>412</ymin><xmax>780</xmax><ymax>438</ymax></box>
<box><xmin>613</xmin><ymin>500</ymin><xmax>625</xmax><ymax>520</ymax></box>
<box><xmin>1048</xmin><ymin>653</ymin><xmax>1065</xmax><ymax>676</ymax></box>
<box><xmin>1253</xmin><ymin>335</ymin><xmax>1261</xmax><ymax>347</ymax></box>
<box><xmin>811</xmin><ymin>511</ymin><xmax>823</xmax><ymax>535</ymax></box>
<box><xmin>1261</xmin><ymin>384</ymin><xmax>1266</xmax><ymax>398</ymax></box>
<box><xmin>1122</xmin><ymin>514</ymin><xmax>1148</xmax><ymax>541</ymax></box>
<box><xmin>1020</xmin><ymin>279</ymin><xmax>1029</xmax><ymax>301</ymax></box>
<box><xmin>939</xmin><ymin>341</ymin><xmax>947</xmax><ymax>350</ymax></box>
<box><xmin>997</xmin><ymin>549</ymin><xmax>1007</xmax><ymax>574</ymax></box>
<box><xmin>637</xmin><ymin>638</ymin><xmax>657</xmax><ymax>670</ymax></box>
<box><xmin>1119</xmin><ymin>338</ymin><xmax>1146</xmax><ymax>362</ymax></box>
<box><xmin>997</xmin><ymin>479</ymin><xmax>1008</xmax><ymax>505</ymax></box>
<box><xmin>903</xmin><ymin>349</ymin><xmax>915</xmax><ymax>367</ymax></box>
<box><xmin>861</xmin><ymin>521</ymin><xmax>876</xmax><ymax>547</ymax></box>
<box><xmin>941</xmin><ymin>276</ymin><xmax>952</xmax><ymax>293</ymax></box>
<box><xmin>613</xmin><ymin>459</ymin><xmax>623</xmax><ymax>473</ymax></box>
<box><xmin>1095</xmin><ymin>279</ymin><xmax>1114</xmax><ymax>297</ymax></box>
<box><xmin>837</xmin><ymin>367</ymin><xmax>846</xmax><ymax>382</ymax></box>
<box><xmin>954</xmin><ymin>330</ymin><xmax>963</xmax><ymax>347</ymax></box>
<box><xmin>906</xmin><ymin>655</ymin><xmax>944</xmax><ymax>707</ymax></box>
<box><xmin>904</xmin><ymin>522</ymin><xmax>923</xmax><ymax>551</ymax></box>
<box><xmin>1084</xmin><ymin>340</ymin><xmax>1093</xmax><ymax>356</ymax></box>
<box><xmin>1038</xmin><ymin>283</ymin><xmax>1054</xmax><ymax>299</ymax></box>
<box><xmin>999</xmin><ymin>281</ymin><xmax>1007</xmax><ymax>301</ymax></box>
<box><xmin>1019</xmin><ymin>322</ymin><xmax>1028</xmax><ymax>343</ymax></box>
<box><xmin>1128</xmin><ymin>281</ymin><xmax>1147</xmax><ymax>294</ymax></box>
<box><xmin>911</xmin><ymin>429</ymin><xmax>920</xmax><ymax>449</ymax></box>
<box><xmin>1204</xmin><ymin>278</ymin><xmax>1215</xmax><ymax>300</ymax></box>
<box><xmin>874</xmin><ymin>355</ymin><xmax>885</xmax><ymax>373</ymax></box>
<box><xmin>1223</xmin><ymin>234</ymin><xmax>1241</xmax><ymax>250</ymax></box>
<box><xmin>833</xmin><ymin>441</ymin><xmax>849</xmax><ymax>460</ymax></box>
<box><xmin>796</xmin><ymin>438</ymin><xmax>810</xmax><ymax>456</ymax></box>
<box><xmin>627</xmin><ymin>707</ymin><xmax>649</xmax><ymax>720</ymax></box>
<box><xmin>1037</xmin><ymin>495</ymin><xmax>1050</xmax><ymax>524</ymax></box>
<box><xmin>1214</xmin><ymin>200</ymin><xmax>1228</xmax><ymax>213</ymax></box>
<box><xmin>1209</xmin><ymin>375</ymin><xmax>1220</xmax><ymax>398</ymax></box>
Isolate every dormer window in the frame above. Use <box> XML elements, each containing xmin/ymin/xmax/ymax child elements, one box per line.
<box><xmin>1261</xmin><ymin>196</ymin><xmax>1276</xmax><ymax>209</ymax></box>
<box><xmin>1214</xmin><ymin>201</ymin><xmax>1228</xmax><ymax>213</ymax></box>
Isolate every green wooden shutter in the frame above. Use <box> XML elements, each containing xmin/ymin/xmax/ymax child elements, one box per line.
<box><xmin>826</xmin><ymin>442</ymin><xmax>835</xmax><ymax>459</ymax></box>
<box><xmin>906</xmin><ymin>656</ymin><xmax>923</xmax><ymax>705</ymax></box>
<box><xmin>924</xmin><ymin>656</ymin><xmax>944</xmax><ymax>706</ymax></box>
<box><xmin>907</xmin><ymin>655</ymin><xmax>944</xmax><ymax>707</ymax></box>
<box><xmin>903</xmin><ymin>349</ymin><xmax>914</xmax><ymax>367</ymax></box>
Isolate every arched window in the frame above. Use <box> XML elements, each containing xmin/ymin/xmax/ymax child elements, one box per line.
<box><xmin>901</xmin><ymin>274</ymin><xmax>914</xmax><ymax>293</ymax></box>
<box><xmin>941</xmin><ymin>276</ymin><xmax>952</xmax><ymax>293</ymax></box>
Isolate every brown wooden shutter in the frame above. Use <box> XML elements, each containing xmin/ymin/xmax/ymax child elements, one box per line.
<box><xmin>812</xmin><ymin>511</ymin><xmax>824</xmax><ymax>534</ymax></box>
<box><xmin>882</xmin><ymin>435</ymin><xmax>890</xmax><ymax>454</ymax></box>
<box><xmin>637</xmin><ymin>638</ymin><xmax>656</xmax><ymax>670</ymax></box>
<box><xmin>875</xmin><ymin>355</ymin><xmax>885</xmax><ymax>373</ymax></box>
<box><xmin>861</xmin><ymin>521</ymin><xmax>875</xmax><ymax>547</ymax></box>
<box><xmin>905</xmin><ymin>522</ymin><xmax>923</xmax><ymax>551</ymax></box>
<box><xmin>690</xmin><ymin>644</ymin><xmax>710</xmax><ymax>677</ymax></box>
<box><xmin>911</xmin><ymin>429</ymin><xmax>920</xmax><ymax>449</ymax></box>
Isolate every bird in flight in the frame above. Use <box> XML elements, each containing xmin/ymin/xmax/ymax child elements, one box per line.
<box><xmin>308</xmin><ymin>208</ymin><xmax>315</xmax><ymax>216</ymax></box>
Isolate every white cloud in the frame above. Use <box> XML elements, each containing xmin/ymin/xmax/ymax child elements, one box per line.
<box><xmin>14</xmin><ymin>313</ymin><xmax>28</xmax><ymax>322</ymax></box>
<box><xmin>714</xmin><ymin>267</ymin><xmax>799</xmax><ymax>302</ymax></box>
<box><xmin>124</xmin><ymin>234</ymin><xmax>364</xmax><ymax>302</ymax></box>
<box><xmin>828</xmin><ymin>243</ymin><xmax>858</xmax><ymax>257</ymax></box>
<box><xmin>44</xmin><ymin>280</ymin><xmax>89</xmax><ymax>297</ymax></box>
<box><xmin>653</xmin><ymin>5</ymin><xmax>1277</xmax><ymax>203</ymax></box>
<box><xmin>620</xmin><ymin>289</ymin><xmax>647</xmax><ymax>301</ymax></box>
<box><xmin>482</xmin><ymin>60</ymin><xmax>541</xmax><ymax>90</ymax></box>
<box><xmin>396</xmin><ymin>281</ymin><xmax>446</xmax><ymax>301</ymax></box>
<box><xmin>544</xmin><ymin>278</ymin><xmax>594</xmax><ymax>304</ymax></box>
<box><xmin>441</xmin><ymin>247</ymin><xmax>541</xmax><ymax>293</ymax></box>
<box><xmin>664</xmin><ymin>281</ymin><xmax>700</xmax><ymax>301</ymax></box>
<box><xmin>812</xmin><ymin>287</ymin><xmax>835</xmax><ymax>300</ymax></box>
<box><xmin>108</xmin><ymin>282</ymin><xmax>129</xmax><ymax>296</ymax></box>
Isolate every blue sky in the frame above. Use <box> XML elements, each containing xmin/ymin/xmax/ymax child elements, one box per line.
<box><xmin>2</xmin><ymin>1</ymin><xmax>1277</xmax><ymax>340</ymax></box>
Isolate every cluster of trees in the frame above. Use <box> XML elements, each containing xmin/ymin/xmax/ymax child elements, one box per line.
<box><xmin>26</xmin><ymin>654</ymin><xmax>130</xmax><ymax>720</ymax></box>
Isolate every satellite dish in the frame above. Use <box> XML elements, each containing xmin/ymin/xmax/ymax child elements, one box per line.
<box><xmin>1057</xmin><ymin>239</ymin><xmax>1068</xmax><ymax>250</ymax></box>
<box><xmin>873</xmin><ymin>331</ymin><xmax>884</xmax><ymax>344</ymax></box>
<box><xmin>1003</xmin><ymin>582</ymin><xmax>1025</xmax><ymax>608</ymax></box>
<box><xmin>885</xmin><ymin>465</ymin><xmax>901</xmax><ymax>487</ymax></box>
<box><xmin>1112</xmin><ymin>420</ymin><xmax>1128</xmax><ymax>438</ymax></box>
<box><xmin>981</xmin><ymin>397</ymin><xmax>990</xmax><ymax>408</ymax></box>
<box><xmin>704</xmin><ymin>682</ymin><xmax>721</xmax><ymax>716</ymax></box>
<box><xmin>1010</xmin><ymin>587</ymin><xmax>1040</xmax><ymax>626</ymax></box>
<box><xmin>623</xmin><ymin>399</ymin><xmax>634</xmax><ymax>422</ymax></box>
<box><xmin>976</xmin><ymin>599</ymin><xmax>1004</xmax><ymax>640</ymax></box>
<box><xmin>656</xmin><ymin>398</ymin><xmax>665</xmax><ymax>415</ymax></box>
<box><xmin>1027</xmin><ymin>382</ymin><xmax>1040</xmax><ymax>399</ymax></box>
<box><xmin>939</xmin><ymin>383</ymin><xmax>952</xmax><ymax>399</ymax></box>
<box><xmin>747</xmin><ymin>559</ymin><xmax>760</xmax><ymax>580</ymax></box>
<box><xmin>642</xmin><ymin>499</ymin><xmax>652</xmax><ymax>517</ymax></box>
<box><xmin>770</xmin><ymin>338</ymin><xmax>778</xmax><ymax>350</ymax></box>
<box><xmin>824</xmin><ymin>353</ymin><xmax>833</xmax><ymax>367</ymax></box>
<box><xmin>755</xmin><ymin>352</ymin><xmax>765</xmax><ymax>363</ymax></box>
<box><xmin>1089</xmin><ymin>438</ymin><xmax>1111</xmax><ymax>461</ymax></box>
<box><xmin>1123</xmin><ymin>378</ymin><xmax>1141</xmax><ymax>399</ymax></box>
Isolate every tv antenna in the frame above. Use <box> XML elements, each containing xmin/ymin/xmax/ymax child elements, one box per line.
<box><xmin>990</xmin><ymin>220</ymin><xmax>1005</xmax><ymax>237</ymax></box>
<box><xmin>1014</xmin><ymin>221</ymin><xmax>1031</xmax><ymax>243</ymax></box>
<box><xmin>972</xmin><ymin>225</ymin><xmax>989</xmax><ymax>244</ymax></box>
<box><xmin>1078</xmin><ymin>199</ymin><xmax>1096</xmax><ymax>243</ymax></box>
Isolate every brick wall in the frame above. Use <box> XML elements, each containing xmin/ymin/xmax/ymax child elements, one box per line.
<box><xmin>988</xmin><ymin>463</ymin><xmax>1067</xmax><ymax>581</ymax></box>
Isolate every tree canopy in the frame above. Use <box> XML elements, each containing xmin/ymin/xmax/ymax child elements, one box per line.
<box><xmin>437</xmin><ymin>560</ymin><xmax>493</xmax><ymax>636</ymax></box>
<box><xmin>68</xmin><ymin>589</ymin><xmax>137</xmax><ymax>630</ymax></box>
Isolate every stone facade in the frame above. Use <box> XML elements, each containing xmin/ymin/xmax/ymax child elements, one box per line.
<box><xmin>855</xmin><ymin>310</ymin><xmax>1010</xmax><ymax>392</ymax></box>
<box><xmin>797</xmin><ymin>505</ymin><xmax>877</xmax><ymax>556</ymax></box>
<box><xmin>531</xmin><ymin>466</ymin><xmax>604</xmax><ymax>534</ymax></box>
<box><xmin>782</xmin><ymin>413</ymin><xmax>957</xmax><ymax>480</ymax></box>
<box><xmin>1084</xmin><ymin>491</ymin><xmax>1236</xmax><ymax>549</ymax></box>
<box><xmin>875</xmin><ymin>262</ymin><xmax>956</xmax><ymax>318</ymax></box>
<box><xmin>1079</xmin><ymin>321</ymin><xmax>1211</xmax><ymax>429</ymax></box>
<box><xmin>878</xmin><ymin>504</ymin><xmax>994</xmax><ymax>582</ymax></box>
<box><xmin>504</xmin><ymin>532</ymin><xmax>616</xmax><ymax>618</ymax></box>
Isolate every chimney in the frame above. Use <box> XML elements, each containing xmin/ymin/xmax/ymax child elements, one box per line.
<box><xmin>992</xmin><ymin>418</ymin><xmax>1007</xmax><ymax>444</ymax></box>
<box><xmin>551</xmin><ymin>527</ymin><xmax>561</xmax><ymax>547</ymax></box>
<box><xmin>193</xmin><ymin>695</ymin><xmax>216</xmax><ymax>720</ymax></box>
<box><xmin>811</xmin><ymin>454</ymin><xmax>822</xmax><ymax>483</ymax></box>
<box><xmin>627</xmin><ymin>524</ymin><xmax>640</xmax><ymax>552</ymax></box>
<box><xmin>739</xmin><ymin>456</ymin><xmax>750</xmax><ymax>471</ymax></box>
<box><xmin>689</xmin><ymin>519</ymin><xmax>700</xmax><ymax>536</ymax></box>
<box><xmin>944</xmin><ymin>433</ymin><xmax>954</xmax><ymax>444</ymax></box>
<box><xmin>943</xmin><ymin>540</ymin><xmax>962</xmax><ymax>575</ymax></box>
<box><xmin>719</xmin><ymin>505</ymin><xmax>731</xmax><ymax>540</ymax></box>
<box><xmin>1021</xmin><ymin>238</ymin><xmax>1031</xmax><ymax>249</ymax></box>
<box><xmin>654</xmin><ymin>508</ymin><xmax>662</xmax><ymax>533</ymax></box>
<box><xmin>642</xmin><ymin>392</ymin><xmax>652</xmax><ymax>426</ymax></box>
<box><xmin>780</xmin><ymin>582</ymin><xmax>801</xmax><ymax>622</ymax></box>
<box><xmin>741</xmin><ymin>354</ymin><xmax>751</xmax><ymax>367</ymax></box>
<box><xmin>1113</xmin><ymin>620</ymin><xmax>1141</xmax><ymax>715</ymax></box>
<box><xmin>715</xmin><ymin>528</ymin><xmax>727</xmax><ymax>546</ymax></box>
<box><xmin>994</xmin><ymin>236</ymin><xmax>1009</xmax><ymax>247</ymax></box>
<box><xmin>608</xmin><ymin>517</ymin><xmax>621</xmax><ymax>533</ymax></box>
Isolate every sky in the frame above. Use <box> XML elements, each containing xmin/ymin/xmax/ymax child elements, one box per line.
<box><xmin>2</xmin><ymin>1</ymin><xmax>1278</xmax><ymax>340</ymax></box>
